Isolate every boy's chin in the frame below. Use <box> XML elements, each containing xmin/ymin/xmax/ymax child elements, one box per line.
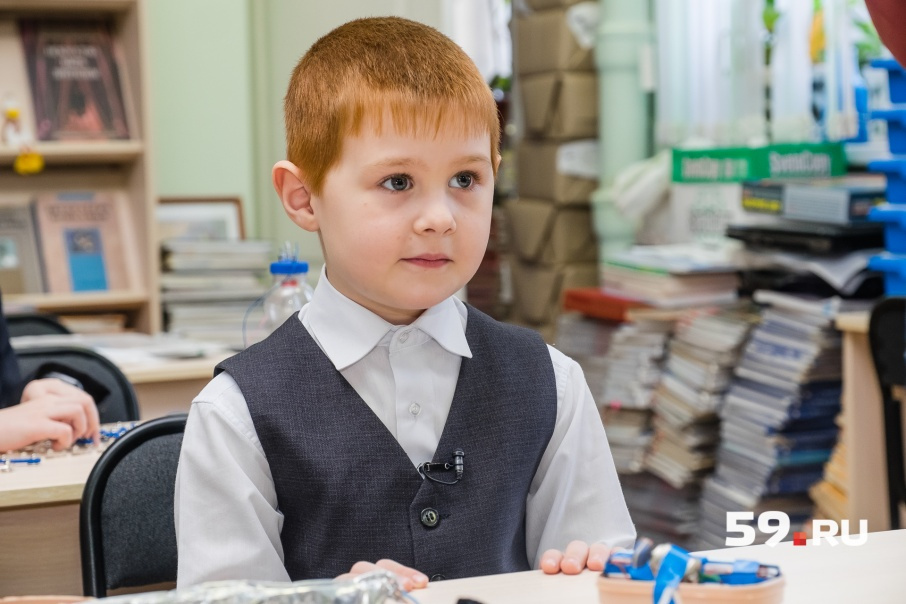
<box><xmin>397</xmin><ymin>287</ymin><xmax>464</xmax><ymax>310</ymax></box>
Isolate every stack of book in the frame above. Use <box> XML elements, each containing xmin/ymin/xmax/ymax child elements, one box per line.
<box><xmin>601</xmin><ymin>243</ymin><xmax>742</xmax><ymax>308</ymax></box>
<box><xmin>619</xmin><ymin>472</ymin><xmax>702</xmax><ymax>549</ymax></box>
<box><xmin>645</xmin><ymin>308</ymin><xmax>755</xmax><ymax>491</ymax></box>
<box><xmin>697</xmin><ymin>291</ymin><xmax>843</xmax><ymax>549</ymax></box>
<box><xmin>161</xmin><ymin>240</ymin><xmax>272</xmax><ymax>349</ymax></box>
<box><xmin>591</xmin><ymin>312</ymin><xmax>675</xmax><ymax>474</ymax></box>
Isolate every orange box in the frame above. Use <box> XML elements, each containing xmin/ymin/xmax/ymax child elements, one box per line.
<box><xmin>598</xmin><ymin>575</ymin><xmax>785</xmax><ymax>604</ymax></box>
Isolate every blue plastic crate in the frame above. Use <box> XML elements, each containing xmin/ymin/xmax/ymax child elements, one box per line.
<box><xmin>868</xmin><ymin>252</ymin><xmax>906</xmax><ymax>295</ymax></box>
<box><xmin>871</xmin><ymin>107</ymin><xmax>906</xmax><ymax>154</ymax></box>
<box><xmin>869</xmin><ymin>204</ymin><xmax>906</xmax><ymax>252</ymax></box>
<box><xmin>871</xmin><ymin>58</ymin><xmax>906</xmax><ymax>104</ymax></box>
<box><xmin>870</xmin><ymin>158</ymin><xmax>906</xmax><ymax>204</ymax></box>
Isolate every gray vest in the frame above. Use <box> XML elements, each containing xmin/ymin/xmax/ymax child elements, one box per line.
<box><xmin>216</xmin><ymin>305</ymin><xmax>556</xmax><ymax>581</ymax></box>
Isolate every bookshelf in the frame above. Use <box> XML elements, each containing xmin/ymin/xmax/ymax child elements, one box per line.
<box><xmin>0</xmin><ymin>0</ymin><xmax>159</xmax><ymax>332</ymax></box>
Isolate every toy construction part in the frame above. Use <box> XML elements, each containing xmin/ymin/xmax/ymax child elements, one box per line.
<box><xmin>605</xmin><ymin>539</ymin><xmax>781</xmax><ymax>591</ymax></box>
<box><xmin>1</xmin><ymin>422</ymin><xmax>138</xmax><ymax>472</ymax></box>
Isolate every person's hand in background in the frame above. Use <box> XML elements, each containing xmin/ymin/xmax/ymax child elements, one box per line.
<box><xmin>0</xmin><ymin>378</ymin><xmax>99</xmax><ymax>451</ymax></box>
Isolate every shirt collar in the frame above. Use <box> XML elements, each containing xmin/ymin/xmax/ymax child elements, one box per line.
<box><xmin>305</xmin><ymin>266</ymin><xmax>472</xmax><ymax>371</ymax></box>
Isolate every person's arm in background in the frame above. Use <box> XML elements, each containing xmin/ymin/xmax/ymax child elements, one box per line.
<box><xmin>0</xmin><ymin>291</ymin><xmax>100</xmax><ymax>449</ymax></box>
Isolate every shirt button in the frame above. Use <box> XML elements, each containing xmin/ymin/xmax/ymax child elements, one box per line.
<box><xmin>420</xmin><ymin>507</ymin><xmax>440</xmax><ymax>528</ymax></box>
<box><xmin>430</xmin><ymin>574</ymin><xmax>446</xmax><ymax>581</ymax></box>
<box><xmin>409</xmin><ymin>402</ymin><xmax>421</xmax><ymax>416</ymax></box>
<box><xmin>399</xmin><ymin>330</ymin><xmax>410</xmax><ymax>343</ymax></box>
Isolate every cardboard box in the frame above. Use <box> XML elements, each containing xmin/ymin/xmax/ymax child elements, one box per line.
<box><xmin>521</xmin><ymin>71</ymin><xmax>598</xmax><ymax>140</ymax></box>
<box><xmin>514</xmin><ymin>5</ymin><xmax>596</xmax><ymax>76</ymax></box>
<box><xmin>505</xmin><ymin>198</ymin><xmax>597</xmax><ymax>264</ymax></box>
<box><xmin>510</xmin><ymin>257</ymin><xmax>598</xmax><ymax>325</ymax></box>
<box><xmin>517</xmin><ymin>139</ymin><xmax>598</xmax><ymax>203</ymax></box>
<box><xmin>506</xmin><ymin>315</ymin><xmax>558</xmax><ymax>344</ymax></box>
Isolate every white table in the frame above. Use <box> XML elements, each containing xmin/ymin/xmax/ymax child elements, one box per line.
<box><xmin>414</xmin><ymin>529</ymin><xmax>906</xmax><ymax>604</ymax></box>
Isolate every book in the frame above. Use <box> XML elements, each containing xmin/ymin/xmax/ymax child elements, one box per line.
<box><xmin>0</xmin><ymin>197</ymin><xmax>44</xmax><ymax>294</ymax></box>
<box><xmin>32</xmin><ymin>190</ymin><xmax>139</xmax><ymax>293</ymax></box>
<box><xmin>19</xmin><ymin>18</ymin><xmax>130</xmax><ymax>141</ymax></box>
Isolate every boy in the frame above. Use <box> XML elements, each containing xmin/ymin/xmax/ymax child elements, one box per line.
<box><xmin>175</xmin><ymin>16</ymin><xmax>635</xmax><ymax>589</ymax></box>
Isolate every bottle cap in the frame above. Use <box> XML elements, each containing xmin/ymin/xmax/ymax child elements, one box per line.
<box><xmin>270</xmin><ymin>259</ymin><xmax>308</xmax><ymax>275</ymax></box>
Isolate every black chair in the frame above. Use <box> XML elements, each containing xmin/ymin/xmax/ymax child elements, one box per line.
<box><xmin>16</xmin><ymin>346</ymin><xmax>139</xmax><ymax>423</ymax></box>
<box><xmin>80</xmin><ymin>413</ymin><xmax>187</xmax><ymax>597</ymax></box>
<box><xmin>867</xmin><ymin>297</ymin><xmax>906</xmax><ymax>529</ymax></box>
<box><xmin>5</xmin><ymin>312</ymin><xmax>71</xmax><ymax>337</ymax></box>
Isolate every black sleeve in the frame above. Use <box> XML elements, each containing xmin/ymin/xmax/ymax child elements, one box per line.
<box><xmin>0</xmin><ymin>293</ymin><xmax>23</xmax><ymax>409</ymax></box>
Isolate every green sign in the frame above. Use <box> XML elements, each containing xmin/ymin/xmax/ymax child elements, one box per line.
<box><xmin>672</xmin><ymin>142</ymin><xmax>847</xmax><ymax>183</ymax></box>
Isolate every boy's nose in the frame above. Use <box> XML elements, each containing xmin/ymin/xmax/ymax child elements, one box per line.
<box><xmin>414</xmin><ymin>193</ymin><xmax>457</xmax><ymax>235</ymax></box>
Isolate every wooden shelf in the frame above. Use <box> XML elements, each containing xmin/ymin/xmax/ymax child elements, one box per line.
<box><xmin>0</xmin><ymin>140</ymin><xmax>144</xmax><ymax>167</ymax></box>
<box><xmin>0</xmin><ymin>0</ymin><xmax>160</xmax><ymax>333</ymax></box>
<box><xmin>6</xmin><ymin>290</ymin><xmax>147</xmax><ymax>312</ymax></box>
<box><xmin>0</xmin><ymin>0</ymin><xmax>134</xmax><ymax>12</ymax></box>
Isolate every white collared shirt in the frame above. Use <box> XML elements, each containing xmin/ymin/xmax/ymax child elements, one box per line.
<box><xmin>174</xmin><ymin>269</ymin><xmax>636</xmax><ymax>586</ymax></box>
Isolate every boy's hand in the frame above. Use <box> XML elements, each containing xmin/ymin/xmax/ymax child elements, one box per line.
<box><xmin>540</xmin><ymin>540</ymin><xmax>611</xmax><ymax>575</ymax></box>
<box><xmin>338</xmin><ymin>559</ymin><xmax>429</xmax><ymax>591</ymax></box>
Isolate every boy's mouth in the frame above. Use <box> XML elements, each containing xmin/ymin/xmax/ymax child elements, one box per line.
<box><xmin>403</xmin><ymin>254</ymin><xmax>451</xmax><ymax>268</ymax></box>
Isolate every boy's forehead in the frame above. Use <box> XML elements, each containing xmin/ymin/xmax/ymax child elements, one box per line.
<box><xmin>349</xmin><ymin>106</ymin><xmax>492</xmax><ymax>147</ymax></box>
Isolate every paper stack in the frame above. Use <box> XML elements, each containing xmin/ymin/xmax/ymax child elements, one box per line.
<box><xmin>697</xmin><ymin>291</ymin><xmax>843</xmax><ymax>549</ymax></box>
<box><xmin>645</xmin><ymin>308</ymin><xmax>756</xmax><ymax>491</ymax></box>
<box><xmin>161</xmin><ymin>240</ymin><xmax>272</xmax><ymax>349</ymax></box>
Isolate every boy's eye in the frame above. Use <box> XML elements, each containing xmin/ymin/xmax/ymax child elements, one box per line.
<box><xmin>449</xmin><ymin>173</ymin><xmax>474</xmax><ymax>189</ymax></box>
<box><xmin>381</xmin><ymin>175</ymin><xmax>412</xmax><ymax>191</ymax></box>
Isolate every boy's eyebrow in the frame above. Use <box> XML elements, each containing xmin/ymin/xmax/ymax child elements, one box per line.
<box><xmin>368</xmin><ymin>155</ymin><xmax>492</xmax><ymax>170</ymax></box>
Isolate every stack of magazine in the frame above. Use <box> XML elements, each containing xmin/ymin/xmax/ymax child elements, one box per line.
<box><xmin>594</xmin><ymin>312</ymin><xmax>675</xmax><ymax>474</ymax></box>
<box><xmin>589</xmin><ymin>311</ymin><xmax>706</xmax><ymax>548</ymax></box>
<box><xmin>697</xmin><ymin>291</ymin><xmax>843</xmax><ymax>549</ymax></box>
<box><xmin>645</xmin><ymin>308</ymin><xmax>756</xmax><ymax>491</ymax></box>
<box><xmin>161</xmin><ymin>240</ymin><xmax>272</xmax><ymax>349</ymax></box>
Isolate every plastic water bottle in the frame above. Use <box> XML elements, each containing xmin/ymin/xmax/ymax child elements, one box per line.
<box><xmin>263</xmin><ymin>245</ymin><xmax>314</xmax><ymax>334</ymax></box>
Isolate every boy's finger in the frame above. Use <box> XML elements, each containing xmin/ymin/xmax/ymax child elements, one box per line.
<box><xmin>561</xmin><ymin>540</ymin><xmax>589</xmax><ymax>574</ymax></box>
<box><xmin>374</xmin><ymin>559</ymin><xmax>429</xmax><ymax>590</ymax></box>
<box><xmin>540</xmin><ymin>549</ymin><xmax>563</xmax><ymax>574</ymax></box>
<box><xmin>346</xmin><ymin>561</ymin><xmax>377</xmax><ymax>576</ymax></box>
<box><xmin>588</xmin><ymin>543</ymin><xmax>611</xmax><ymax>571</ymax></box>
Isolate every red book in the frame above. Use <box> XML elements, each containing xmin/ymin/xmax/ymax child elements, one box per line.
<box><xmin>562</xmin><ymin>287</ymin><xmax>649</xmax><ymax>322</ymax></box>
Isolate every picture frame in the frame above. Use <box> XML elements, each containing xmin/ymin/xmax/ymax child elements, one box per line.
<box><xmin>156</xmin><ymin>197</ymin><xmax>245</xmax><ymax>241</ymax></box>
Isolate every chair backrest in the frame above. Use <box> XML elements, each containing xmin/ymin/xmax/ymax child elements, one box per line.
<box><xmin>15</xmin><ymin>345</ymin><xmax>139</xmax><ymax>423</ymax></box>
<box><xmin>867</xmin><ymin>297</ymin><xmax>906</xmax><ymax>529</ymax></box>
<box><xmin>80</xmin><ymin>414</ymin><xmax>187</xmax><ymax>597</ymax></box>
<box><xmin>5</xmin><ymin>313</ymin><xmax>71</xmax><ymax>337</ymax></box>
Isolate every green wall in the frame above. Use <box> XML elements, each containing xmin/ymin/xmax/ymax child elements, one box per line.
<box><xmin>146</xmin><ymin>0</ymin><xmax>257</xmax><ymax>235</ymax></box>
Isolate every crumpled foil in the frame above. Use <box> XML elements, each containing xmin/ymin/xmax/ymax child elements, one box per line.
<box><xmin>102</xmin><ymin>570</ymin><xmax>410</xmax><ymax>604</ymax></box>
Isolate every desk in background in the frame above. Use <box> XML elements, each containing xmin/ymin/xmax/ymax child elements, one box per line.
<box><xmin>415</xmin><ymin>529</ymin><xmax>906</xmax><ymax>604</ymax></box>
<box><xmin>10</xmin><ymin>333</ymin><xmax>232</xmax><ymax>420</ymax></box>
<box><xmin>0</xmin><ymin>452</ymin><xmax>100</xmax><ymax>596</ymax></box>
<box><xmin>835</xmin><ymin>312</ymin><xmax>906</xmax><ymax>530</ymax></box>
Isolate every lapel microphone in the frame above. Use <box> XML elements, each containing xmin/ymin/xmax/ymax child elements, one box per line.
<box><xmin>418</xmin><ymin>448</ymin><xmax>464</xmax><ymax>485</ymax></box>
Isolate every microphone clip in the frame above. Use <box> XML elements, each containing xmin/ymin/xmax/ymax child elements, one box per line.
<box><xmin>418</xmin><ymin>448</ymin><xmax>464</xmax><ymax>485</ymax></box>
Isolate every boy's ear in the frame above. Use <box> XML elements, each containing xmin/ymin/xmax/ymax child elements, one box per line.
<box><xmin>272</xmin><ymin>160</ymin><xmax>319</xmax><ymax>232</ymax></box>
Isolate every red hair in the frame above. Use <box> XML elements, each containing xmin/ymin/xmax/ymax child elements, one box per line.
<box><xmin>284</xmin><ymin>17</ymin><xmax>500</xmax><ymax>194</ymax></box>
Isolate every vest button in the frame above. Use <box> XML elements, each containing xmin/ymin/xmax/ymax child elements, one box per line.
<box><xmin>430</xmin><ymin>573</ymin><xmax>446</xmax><ymax>581</ymax></box>
<box><xmin>420</xmin><ymin>507</ymin><xmax>440</xmax><ymax>528</ymax></box>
